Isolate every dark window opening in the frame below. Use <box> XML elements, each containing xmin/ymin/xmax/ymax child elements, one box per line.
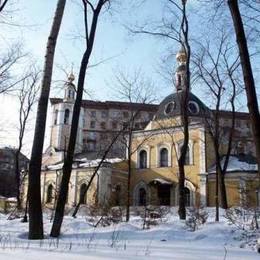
<box><xmin>184</xmin><ymin>187</ymin><xmax>190</xmax><ymax>206</ymax></box>
<box><xmin>139</xmin><ymin>150</ymin><xmax>147</xmax><ymax>169</ymax></box>
<box><xmin>160</xmin><ymin>148</ymin><xmax>168</xmax><ymax>167</ymax></box>
<box><xmin>46</xmin><ymin>184</ymin><xmax>54</xmax><ymax>203</ymax></box>
<box><xmin>139</xmin><ymin>188</ymin><xmax>146</xmax><ymax>206</ymax></box>
<box><xmin>158</xmin><ymin>184</ymin><xmax>171</xmax><ymax>205</ymax></box>
<box><xmin>64</xmin><ymin>109</ymin><xmax>70</xmax><ymax>124</ymax></box>
<box><xmin>80</xmin><ymin>183</ymin><xmax>87</xmax><ymax>204</ymax></box>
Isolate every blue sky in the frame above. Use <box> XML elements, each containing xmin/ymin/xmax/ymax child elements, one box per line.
<box><xmin>0</xmin><ymin>0</ymin><xmax>259</xmax><ymax>155</ymax></box>
<box><xmin>0</xmin><ymin>0</ymin><xmax>172</xmax><ymax>154</ymax></box>
<box><xmin>2</xmin><ymin>0</ymin><xmax>171</xmax><ymax>100</ymax></box>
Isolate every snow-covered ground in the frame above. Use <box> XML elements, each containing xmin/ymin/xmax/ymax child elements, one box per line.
<box><xmin>0</xmin><ymin>208</ymin><xmax>259</xmax><ymax>259</ymax></box>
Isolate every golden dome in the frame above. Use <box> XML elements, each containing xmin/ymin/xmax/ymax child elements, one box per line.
<box><xmin>68</xmin><ymin>72</ymin><xmax>75</xmax><ymax>83</ymax></box>
<box><xmin>176</xmin><ymin>46</ymin><xmax>187</xmax><ymax>64</ymax></box>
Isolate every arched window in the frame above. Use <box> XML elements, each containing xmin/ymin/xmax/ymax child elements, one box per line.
<box><xmin>184</xmin><ymin>187</ymin><xmax>190</xmax><ymax>206</ymax></box>
<box><xmin>160</xmin><ymin>148</ymin><xmax>168</xmax><ymax>167</ymax></box>
<box><xmin>64</xmin><ymin>109</ymin><xmax>70</xmax><ymax>124</ymax></box>
<box><xmin>68</xmin><ymin>89</ymin><xmax>74</xmax><ymax>99</ymax></box>
<box><xmin>80</xmin><ymin>183</ymin><xmax>87</xmax><ymax>204</ymax></box>
<box><xmin>139</xmin><ymin>150</ymin><xmax>147</xmax><ymax>169</ymax></box>
<box><xmin>54</xmin><ymin>110</ymin><xmax>58</xmax><ymax>125</ymax></box>
<box><xmin>46</xmin><ymin>184</ymin><xmax>54</xmax><ymax>203</ymax></box>
<box><xmin>139</xmin><ymin>188</ymin><xmax>146</xmax><ymax>206</ymax></box>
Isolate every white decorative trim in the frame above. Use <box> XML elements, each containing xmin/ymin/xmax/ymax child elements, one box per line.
<box><xmin>198</xmin><ymin>127</ymin><xmax>207</xmax><ymax>206</ymax></box>
<box><xmin>199</xmin><ymin>127</ymin><xmax>206</xmax><ymax>173</ymax></box>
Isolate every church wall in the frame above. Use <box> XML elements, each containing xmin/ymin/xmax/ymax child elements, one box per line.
<box><xmin>75</xmin><ymin>169</ymin><xmax>98</xmax><ymax>206</ymax></box>
<box><xmin>205</xmin><ymin>132</ymin><xmax>216</xmax><ymax>171</ymax></box>
<box><xmin>22</xmin><ymin>163</ymin><xmax>128</xmax><ymax>210</ymax></box>
<box><xmin>245</xmin><ymin>180</ymin><xmax>259</xmax><ymax>207</ymax></box>
<box><xmin>207</xmin><ymin>173</ymin><xmax>258</xmax><ymax>207</ymax></box>
<box><xmin>131</xmin><ymin>126</ymin><xmax>202</xmax><ymax>206</ymax></box>
<box><xmin>109</xmin><ymin>170</ymin><xmax>128</xmax><ymax>206</ymax></box>
<box><xmin>42</xmin><ymin>152</ymin><xmax>63</xmax><ymax>167</ymax></box>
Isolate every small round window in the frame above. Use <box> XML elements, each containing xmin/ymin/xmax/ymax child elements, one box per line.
<box><xmin>164</xmin><ymin>102</ymin><xmax>175</xmax><ymax>115</ymax></box>
<box><xmin>188</xmin><ymin>101</ymin><xmax>199</xmax><ymax>114</ymax></box>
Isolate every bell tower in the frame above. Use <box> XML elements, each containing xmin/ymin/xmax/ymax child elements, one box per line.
<box><xmin>64</xmin><ymin>72</ymin><xmax>76</xmax><ymax>103</ymax></box>
<box><xmin>175</xmin><ymin>46</ymin><xmax>187</xmax><ymax>92</ymax></box>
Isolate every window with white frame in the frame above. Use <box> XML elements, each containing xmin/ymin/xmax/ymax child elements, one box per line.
<box><xmin>160</xmin><ymin>148</ymin><xmax>169</xmax><ymax>167</ymax></box>
<box><xmin>139</xmin><ymin>150</ymin><xmax>147</xmax><ymax>169</ymax></box>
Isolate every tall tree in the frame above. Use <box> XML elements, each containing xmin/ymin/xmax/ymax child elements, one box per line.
<box><xmin>28</xmin><ymin>0</ymin><xmax>66</xmax><ymax>239</ymax></box>
<box><xmin>15</xmin><ymin>69</ymin><xmax>40</xmax><ymax>209</ymax></box>
<box><xmin>227</xmin><ymin>0</ymin><xmax>260</xmax><ymax>190</ymax></box>
<box><xmin>0</xmin><ymin>44</ymin><xmax>26</xmax><ymax>94</ymax></box>
<box><xmin>193</xmin><ymin>32</ymin><xmax>241</xmax><ymax>218</ymax></box>
<box><xmin>112</xmin><ymin>69</ymin><xmax>156</xmax><ymax>221</ymax></box>
<box><xmin>0</xmin><ymin>0</ymin><xmax>9</xmax><ymax>13</ymax></box>
<box><xmin>132</xmin><ymin>0</ymin><xmax>191</xmax><ymax>219</ymax></box>
<box><xmin>50</xmin><ymin>0</ymin><xmax>110</xmax><ymax>238</ymax></box>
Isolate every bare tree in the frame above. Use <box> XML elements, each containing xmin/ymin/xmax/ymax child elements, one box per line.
<box><xmin>0</xmin><ymin>0</ymin><xmax>9</xmax><ymax>13</ymax></box>
<box><xmin>50</xmin><ymin>0</ymin><xmax>110</xmax><ymax>238</ymax></box>
<box><xmin>14</xmin><ymin>69</ymin><xmax>40</xmax><ymax>209</ymax></box>
<box><xmin>193</xmin><ymin>31</ymin><xmax>242</xmax><ymax>219</ymax></box>
<box><xmin>112</xmin><ymin>69</ymin><xmax>156</xmax><ymax>221</ymax></box>
<box><xmin>71</xmin><ymin>123</ymin><xmax>128</xmax><ymax>218</ymax></box>
<box><xmin>28</xmin><ymin>0</ymin><xmax>66</xmax><ymax>239</ymax></box>
<box><xmin>227</xmin><ymin>0</ymin><xmax>260</xmax><ymax>196</ymax></box>
<box><xmin>0</xmin><ymin>44</ymin><xmax>27</xmax><ymax>94</ymax></box>
<box><xmin>132</xmin><ymin>0</ymin><xmax>191</xmax><ymax>219</ymax></box>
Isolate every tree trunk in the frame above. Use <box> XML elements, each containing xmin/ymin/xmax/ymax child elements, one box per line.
<box><xmin>28</xmin><ymin>0</ymin><xmax>66</xmax><ymax>240</ymax></box>
<box><xmin>126</xmin><ymin>135</ymin><xmax>132</xmax><ymax>222</ymax></box>
<box><xmin>215</xmin><ymin>164</ymin><xmax>219</xmax><ymax>221</ymax></box>
<box><xmin>72</xmin><ymin>122</ymin><xmax>126</xmax><ymax>218</ymax></box>
<box><xmin>50</xmin><ymin>51</ymin><xmax>88</xmax><ymax>237</ymax></box>
<box><xmin>178</xmin><ymin>163</ymin><xmax>186</xmax><ymax>219</ymax></box>
<box><xmin>219</xmin><ymin>172</ymin><xmax>228</xmax><ymax>209</ymax></box>
<box><xmin>50</xmin><ymin>1</ymin><xmax>104</xmax><ymax>237</ymax></box>
<box><xmin>228</xmin><ymin>0</ymin><xmax>260</xmax><ymax>186</ymax></box>
<box><xmin>178</xmin><ymin>88</ymin><xmax>189</xmax><ymax>220</ymax></box>
<box><xmin>15</xmin><ymin>150</ymin><xmax>21</xmax><ymax>209</ymax></box>
<box><xmin>0</xmin><ymin>0</ymin><xmax>8</xmax><ymax>13</ymax></box>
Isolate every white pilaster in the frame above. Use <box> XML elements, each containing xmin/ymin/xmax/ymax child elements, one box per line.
<box><xmin>199</xmin><ymin>127</ymin><xmax>207</xmax><ymax>206</ymax></box>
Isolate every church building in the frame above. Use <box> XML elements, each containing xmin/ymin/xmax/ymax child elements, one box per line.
<box><xmin>130</xmin><ymin>47</ymin><xmax>258</xmax><ymax>208</ymax></box>
<box><xmin>24</xmin><ymin>46</ymin><xmax>258</xmax><ymax>210</ymax></box>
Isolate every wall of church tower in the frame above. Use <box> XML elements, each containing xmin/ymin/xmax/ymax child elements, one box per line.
<box><xmin>49</xmin><ymin>100</ymin><xmax>84</xmax><ymax>153</ymax></box>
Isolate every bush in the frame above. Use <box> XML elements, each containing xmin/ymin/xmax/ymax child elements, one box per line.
<box><xmin>186</xmin><ymin>206</ymin><xmax>208</xmax><ymax>231</ymax></box>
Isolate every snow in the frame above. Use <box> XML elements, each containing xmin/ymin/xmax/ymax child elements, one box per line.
<box><xmin>209</xmin><ymin>155</ymin><xmax>258</xmax><ymax>173</ymax></box>
<box><xmin>46</xmin><ymin>158</ymin><xmax>123</xmax><ymax>171</ymax></box>
<box><xmin>150</xmin><ymin>178</ymin><xmax>172</xmax><ymax>185</ymax></box>
<box><xmin>0</xmin><ymin>208</ymin><xmax>259</xmax><ymax>259</ymax></box>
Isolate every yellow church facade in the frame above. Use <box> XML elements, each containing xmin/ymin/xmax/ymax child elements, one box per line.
<box><xmin>129</xmin><ymin>47</ymin><xmax>258</xmax><ymax>208</ymax></box>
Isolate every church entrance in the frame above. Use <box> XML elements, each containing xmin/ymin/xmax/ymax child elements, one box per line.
<box><xmin>157</xmin><ymin>184</ymin><xmax>171</xmax><ymax>205</ymax></box>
